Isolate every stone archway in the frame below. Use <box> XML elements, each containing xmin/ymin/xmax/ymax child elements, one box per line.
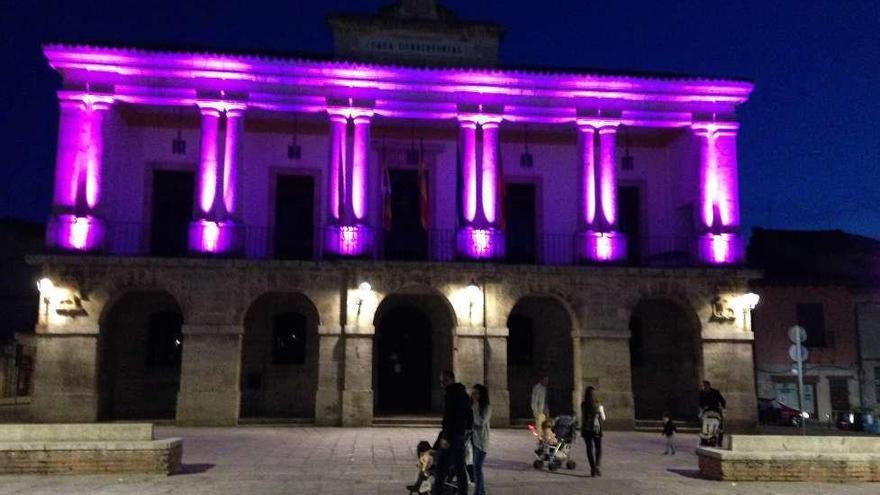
<box><xmin>99</xmin><ymin>290</ymin><xmax>183</xmax><ymax>420</ymax></box>
<box><xmin>629</xmin><ymin>298</ymin><xmax>703</xmax><ymax>421</ymax></box>
<box><xmin>240</xmin><ymin>292</ymin><xmax>320</xmax><ymax>419</ymax></box>
<box><xmin>507</xmin><ymin>295</ymin><xmax>576</xmax><ymax>420</ymax></box>
<box><xmin>373</xmin><ymin>292</ymin><xmax>455</xmax><ymax>415</ymax></box>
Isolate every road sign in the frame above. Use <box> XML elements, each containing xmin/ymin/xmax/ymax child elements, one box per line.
<box><xmin>788</xmin><ymin>325</ymin><xmax>807</xmax><ymax>344</ymax></box>
<box><xmin>788</xmin><ymin>344</ymin><xmax>809</xmax><ymax>362</ymax></box>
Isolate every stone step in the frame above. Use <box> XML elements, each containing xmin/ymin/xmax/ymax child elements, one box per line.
<box><xmin>372</xmin><ymin>416</ymin><xmax>442</xmax><ymax>428</ymax></box>
<box><xmin>635</xmin><ymin>419</ymin><xmax>701</xmax><ymax>433</ymax></box>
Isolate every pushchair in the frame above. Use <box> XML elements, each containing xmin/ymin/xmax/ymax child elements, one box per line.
<box><xmin>529</xmin><ymin>415</ymin><xmax>578</xmax><ymax>471</ymax></box>
<box><xmin>412</xmin><ymin>435</ymin><xmax>470</xmax><ymax>494</ymax></box>
<box><xmin>699</xmin><ymin>409</ymin><xmax>724</xmax><ymax>447</ymax></box>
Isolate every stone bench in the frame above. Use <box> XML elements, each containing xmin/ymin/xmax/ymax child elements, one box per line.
<box><xmin>0</xmin><ymin>423</ymin><xmax>182</xmax><ymax>475</ymax></box>
<box><xmin>697</xmin><ymin>435</ymin><xmax>880</xmax><ymax>482</ymax></box>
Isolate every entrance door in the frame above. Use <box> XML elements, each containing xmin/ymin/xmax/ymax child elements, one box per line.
<box><xmin>618</xmin><ymin>186</ymin><xmax>641</xmax><ymax>265</ymax></box>
<box><xmin>150</xmin><ymin>170</ymin><xmax>194</xmax><ymax>256</ymax></box>
<box><xmin>274</xmin><ymin>175</ymin><xmax>315</xmax><ymax>259</ymax></box>
<box><xmin>384</xmin><ymin>169</ymin><xmax>428</xmax><ymax>260</ymax></box>
<box><xmin>504</xmin><ymin>183</ymin><xmax>537</xmax><ymax>264</ymax></box>
<box><xmin>375</xmin><ymin>306</ymin><xmax>432</xmax><ymax>413</ymax></box>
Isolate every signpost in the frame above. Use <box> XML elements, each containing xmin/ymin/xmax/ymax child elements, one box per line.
<box><xmin>788</xmin><ymin>325</ymin><xmax>808</xmax><ymax>435</ymax></box>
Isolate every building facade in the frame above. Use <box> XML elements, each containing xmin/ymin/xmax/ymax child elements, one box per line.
<box><xmin>28</xmin><ymin>2</ymin><xmax>759</xmax><ymax>429</ymax></box>
<box><xmin>750</xmin><ymin>228</ymin><xmax>880</xmax><ymax>421</ymax></box>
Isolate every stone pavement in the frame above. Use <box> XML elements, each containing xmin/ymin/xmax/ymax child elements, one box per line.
<box><xmin>0</xmin><ymin>426</ymin><xmax>876</xmax><ymax>494</ymax></box>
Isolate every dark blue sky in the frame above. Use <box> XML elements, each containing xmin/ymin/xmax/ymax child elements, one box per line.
<box><xmin>2</xmin><ymin>0</ymin><xmax>878</xmax><ymax>238</ymax></box>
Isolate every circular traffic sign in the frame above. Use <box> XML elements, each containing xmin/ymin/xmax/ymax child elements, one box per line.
<box><xmin>788</xmin><ymin>325</ymin><xmax>807</xmax><ymax>344</ymax></box>
<box><xmin>788</xmin><ymin>344</ymin><xmax>809</xmax><ymax>362</ymax></box>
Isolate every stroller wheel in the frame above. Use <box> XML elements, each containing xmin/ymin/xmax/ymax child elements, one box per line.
<box><xmin>566</xmin><ymin>460</ymin><xmax>577</xmax><ymax>470</ymax></box>
<box><xmin>533</xmin><ymin>460</ymin><xmax>543</xmax><ymax>470</ymax></box>
<box><xmin>548</xmin><ymin>461</ymin><xmax>560</xmax><ymax>471</ymax></box>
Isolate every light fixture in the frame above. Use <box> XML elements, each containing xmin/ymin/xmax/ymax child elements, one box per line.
<box><xmin>36</xmin><ymin>277</ymin><xmax>54</xmax><ymax>293</ymax></box>
<box><xmin>465</xmin><ymin>279</ymin><xmax>482</xmax><ymax>324</ymax></box>
<box><xmin>358</xmin><ymin>281</ymin><xmax>372</xmax><ymax>292</ymax></box>
<box><xmin>520</xmin><ymin>124</ymin><xmax>533</xmax><ymax>168</ymax></box>
<box><xmin>355</xmin><ymin>281</ymin><xmax>372</xmax><ymax>320</ymax></box>
<box><xmin>741</xmin><ymin>292</ymin><xmax>760</xmax><ymax>310</ymax></box>
<box><xmin>621</xmin><ymin>125</ymin><xmax>633</xmax><ymax>171</ymax></box>
<box><xmin>288</xmin><ymin>116</ymin><xmax>301</xmax><ymax>160</ymax></box>
<box><xmin>171</xmin><ymin>108</ymin><xmax>186</xmax><ymax>155</ymax></box>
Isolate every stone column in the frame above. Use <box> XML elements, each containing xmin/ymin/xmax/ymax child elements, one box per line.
<box><xmin>485</xmin><ymin>326</ymin><xmax>510</xmax><ymax>427</ymax></box>
<box><xmin>314</xmin><ymin>324</ymin><xmax>343</xmax><ymax>425</ymax></box>
<box><xmin>692</xmin><ymin>122</ymin><xmax>742</xmax><ymax>264</ymax></box>
<box><xmin>176</xmin><ymin>325</ymin><xmax>242</xmax><ymax>425</ymax></box>
<box><xmin>189</xmin><ymin>105</ymin><xmax>245</xmax><ymax>255</ymax></box>
<box><xmin>324</xmin><ymin>107</ymin><xmax>374</xmax><ymax>257</ymax></box>
<box><xmin>47</xmin><ymin>96</ymin><xmax>112</xmax><ymax>252</ymax></box>
<box><xmin>576</xmin><ymin>120</ymin><xmax>626</xmax><ymax>262</ymax></box>
<box><xmin>578</xmin><ymin>327</ymin><xmax>635</xmax><ymax>430</ymax></box>
<box><xmin>456</xmin><ymin>115</ymin><xmax>504</xmax><ymax>260</ymax></box>
<box><xmin>341</xmin><ymin>326</ymin><xmax>374</xmax><ymax>426</ymax></box>
<box><xmin>30</xmin><ymin>332</ymin><xmax>100</xmax><ymax>422</ymax></box>
<box><xmin>453</xmin><ymin>326</ymin><xmax>485</xmax><ymax>389</ymax></box>
<box><xmin>701</xmin><ymin>339</ymin><xmax>757</xmax><ymax>433</ymax></box>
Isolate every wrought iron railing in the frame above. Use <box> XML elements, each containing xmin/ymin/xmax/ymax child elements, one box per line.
<box><xmin>68</xmin><ymin>222</ymin><xmax>704</xmax><ymax>267</ymax></box>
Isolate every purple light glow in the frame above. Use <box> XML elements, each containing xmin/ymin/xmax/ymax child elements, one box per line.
<box><xmin>460</xmin><ymin>121</ymin><xmax>477</xmax><ymax>223</ymax></box>
<box><xmin>579</xmin><ymin>126</ymin><xmax>596</xmax><ymax>226</ymax></box>
<box><xmin>197</xmin><ymin>107</ymin><xmax>221</xmax><ymax>215</ymax></box>
<box><xmin>328</xmin><ymin>114</ymin><xmax>347</xmax><ymax>221</ymax></box>
<box><xmin>351</xmin><ymin>115</ymin><xmax>371</xmax><ymax>221</ymax></box>
<box><xmin>578</xmin><ymin>230</ymin><xmax>626</xmax><ymax>262</ymax></box>
<box><xmin>694</xmin><ymin>123</ymin><xmax>741</xmax><ymax>231</ymax></box>
<box><xmin>456</xmin><ymin>226</ymin><xmax>504</xmax><ymax>260</ymax></box>
<box><xmin>52</xmin><ymin>99</ymin><xmax>110</xmax><ymax>212</ymax></box>
<box><xmin>222</xmin><ymin>108</ymin><xmax>244</xmax><ymax>217</ymax></box>
<box><xmin>696</xmin><ymin>233</ymin><xmax>741</xmax><ymax>265</ymax></box>
<box><xmin>324</xmin><ymin>224</ymin><xmax>373</xmax><ymax>256</ymax></box>
<box><xmin>598</xmin><ymin>126</ymin><xmax>618</xmax><ymax>226</ymax></box>
<box><xmin>48</xmin><ymin>214</ymin><xmax>105</xmax><ymax>252</ymax></box>
<box><xmin>481</xmin><ymin>122</ymin><xmax>499</xmax><ymax>224</ymax></box>
<box><xmin>188</xmin><ymin>219</ymin><xmax>238</xmax><ymax>254</ymax></box>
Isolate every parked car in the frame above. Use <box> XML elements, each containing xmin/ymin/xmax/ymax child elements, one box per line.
<box><xmin>834</xmin><ymin>410</ymin><xmax>866</xmax><ymax>432</ymax></box>
<box><xmin>758</xmin><ymin>398</ymin><xmax>809</xmax><ymax>426</ymax></box>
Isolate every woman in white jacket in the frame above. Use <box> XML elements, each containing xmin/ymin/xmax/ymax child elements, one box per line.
<box><xmin>471</xmin><ymin>384</ymin><xmax>491</xmax><ymax>495</ymax></box>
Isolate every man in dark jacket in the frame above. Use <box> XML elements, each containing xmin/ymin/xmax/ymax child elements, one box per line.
<box><xmin>699</xmin><ymin>380</ymin><xmax>727</xmax><ymax>415</ymax></box>
<box><xmin>433</xmin><ymin>370</ymin><xmax>472</xmax><ymax>495</ymax></box>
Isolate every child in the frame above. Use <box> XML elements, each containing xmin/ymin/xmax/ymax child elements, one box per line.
<box><xmin>407</xmin><ymin>441</ymin><xmax>434</xmax><ymax>494</ymax></box>
<box><xmin>661</xmin><ymin>413</ymin><xmax>677</xmax><ymax>455</ymax></box>
<box><xmin>541</xmin><ymin>419</ymin><xmax>558</xmax><ymax>446</ymax></box>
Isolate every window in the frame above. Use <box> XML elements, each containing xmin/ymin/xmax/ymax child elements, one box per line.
<box><xmin>146</xmin><ymin>311</ymin><xmax>183</xmax><ymax>367</ymax></box>
<box><xmin>272</xmin><ymin>312</ymin><xmax>307</xmax><ymax>365</ymax></box>
<box><xmin>796</xmin><ymin>303</ymin><xmax>827</xmax><ymax>347</ymax></box>
<box><xmin>508</xmin><ymin>313</ymin><xmax>534</xmax><ymax>366</ymax></box>
<box><xmin>774</xmin><ymin>380</ymin><xmax>816</xmax><ymax>416</ymax></box>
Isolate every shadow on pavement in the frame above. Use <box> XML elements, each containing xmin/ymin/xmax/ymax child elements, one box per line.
<box><xmin>176</xmin><ymin>463</ymin><xmax>215</xmax><ymax>475</ymax></box>
<box><xmin>667</xmin><ymin>468</ymin><xmax>702</xmax><ymax>479</ymax></box>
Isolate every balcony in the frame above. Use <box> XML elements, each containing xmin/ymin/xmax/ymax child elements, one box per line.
<box><xmin>45</xmin><ymin>222</ymin><xmax>713</xmax><ymax>268</ymax></box>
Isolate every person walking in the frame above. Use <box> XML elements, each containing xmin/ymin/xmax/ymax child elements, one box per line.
<box><xmin>581</xmin><ymin>386</ymin><xmax>606</xmax><ymax>477</ymax></box>
<box><xmin>471</xmin><ymin>384</ymin><xmax>491</xmax><ymax>495</ymax></box>
<box><xmin>661</xmin><ymin>413</ymin><xmax>677</xmax><ymax>455</ymax></box>
<box><xmin>531</xmin><ymin>376</ymin><xmax>549</xmax><ymax>438</ymax></box>
<box><xmin>433</xmin><ymin>370</ymin><xmax>472</xmax><ymax>495</ymax></box>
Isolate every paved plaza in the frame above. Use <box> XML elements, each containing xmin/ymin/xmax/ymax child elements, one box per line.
<box><xmin>0</xmin><ymin>426</ymin><xmax>876</xmax><ymax>494</ymax></box>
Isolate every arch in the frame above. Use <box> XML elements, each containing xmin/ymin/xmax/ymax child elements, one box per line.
<box><xmin>629</xmin><ymin>297</ymin><xmax>703</xmax><ymax>421</ymax></box>
<box><xmin>373</xmin><ymin>290</ymin><xmax>456</xmax><ymax>414</ymax></box>
<box><xmin>99</xmin><ymin>289</ymin><xmax>183</xmax><ymax>420</ymax></box>
<box><xmin>240</xmin><ymin>291</ymin><xmax>320</xmax><ymax>419</ymax></box>
<box><xmin>507</xmin><ymin>294</ymin><xmax>576</xmax><ymax>420</ymax></box>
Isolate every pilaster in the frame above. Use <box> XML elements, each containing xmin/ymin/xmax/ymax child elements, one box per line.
<box><xmin>176</xmin><ymin>324</ymin><xmax>242</xmax><ymax>425</ymax></box>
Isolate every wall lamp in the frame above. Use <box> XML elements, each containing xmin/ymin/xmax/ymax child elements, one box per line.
<box><xmin>738</xmin><ymin>292</ymin><xmax>760</xmax><ymax>332</ymax></box>
<box><xmin>355</xmin><ymin>281</ymin><xmax>372</xmax><ymax>321</ymax></box>
<box><xmin>465</xmin><ymin>278</ymin><xmax>482</xmax><ymax>325</ymax></box>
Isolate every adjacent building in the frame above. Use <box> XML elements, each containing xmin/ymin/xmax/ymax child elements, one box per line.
<box><xmin>28</xmin><ymin>1</ymin><xmax>759</xmax><ymax>428</ymax></box>
<box><xmin>749</xmin><ymin>228</ymin><xmax>880</xmax><ymax>420</ymax></box>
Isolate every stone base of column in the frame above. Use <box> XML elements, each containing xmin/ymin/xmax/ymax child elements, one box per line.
<box><xmin>176</xmin><ymin>330</ymin><xmax>241</xmax><ymax>425</ymax></box>
<box><xmin>188</xmin><ymin>219</ymin><xmax>242</xmax><ymax>255</ymax></box>
<box><xmin>341</xmin><ymin>390</ymin><xmax>373</xmax><ymax>426</ymax></box>
<box><xmin>579</xmin><ymin>336</ymin><xmax>635</xmax><ymax>430</ymax></box>
<box><xmin>697</xmin><ymin>232</ymin><xmax>743</xmax><ymax>265</ymax></box>
<box><xmin>453</xmin><ymin>333</ymin><xmax>485</xmax><ymax>387</ymax></box>
<box><xmin>324</xmin><ymin>223</ymin><xmax>374</xmax><ymax>257</ymax></box>
<box><xmin>315</xmin><ymin>387</ymin><xmax>342</xmax><ymax>426</ymax></box>
<box><xmin>456</xmin><ymin>226</ymin><xmax>504</xmax><ymax>260</ymax></box>
<box><xmin>47</xmin><ymin>213</ymin><xmax>105</xmax><ymax>252</ymax></box>
<box><xmin>577</xmin><ymin>229</ymin><xmax>626</xmax><ymax>263</ymax></box>
<box><xmin>490</xmin><ymin>388</ymin><xmax>510</xmax><ymax>427</ymax></box>
<box><xmin>30</xmin><ymin>334</ymin><xmax>99</xmax><ymax>422</ymax></box>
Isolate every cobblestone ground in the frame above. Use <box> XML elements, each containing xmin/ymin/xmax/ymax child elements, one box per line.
<box><xmin>0</xmin><ymin>426</ymin><xmax>877</xmax><ymax>495</ymax></box>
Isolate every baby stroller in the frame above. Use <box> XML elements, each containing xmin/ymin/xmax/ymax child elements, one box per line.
<box><xmin>529</xmin><ymin>415</ymin><xmax>578</xmax><ymax>471</ymax></box>
<box><xmin>699</xmin><ymin>409</ymin><xmax>724</xmax><ymax>447</ymax></box>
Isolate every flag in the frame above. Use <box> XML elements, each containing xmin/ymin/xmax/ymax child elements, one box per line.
<box><xmin>418</xmin><ymin>138</ymin><xmax>430</xmax><ymax>231</ymax></box>
<box><xmin>497</xmin><ymin>139</ymin><xmax>506</xmax><ymax>230</ymax></box>
<box><xmin>381</xmin><ymin>145</ymin><xmax>392</xmax><ymax>231</ymax></box>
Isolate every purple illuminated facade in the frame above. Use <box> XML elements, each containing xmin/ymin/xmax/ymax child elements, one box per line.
<box><xmin>41</xmin><ymin>42</ymin><xmax>752</xmax><ymax>265</ymax></box>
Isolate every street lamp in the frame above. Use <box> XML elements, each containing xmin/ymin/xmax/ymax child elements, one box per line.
<box><xmin>739</xmin><ymin>292</ymin><xmax>760</xmax><ymax>332</ymax></box>
<box><xmin>465</xmin><ymin>279</ymin><xmax>482</xmax><ymax>325</ymax></box>
<box><xmin>355</xmin><ymin>281</ymin><xmax>372</xmax><ymax>321</ymax></box>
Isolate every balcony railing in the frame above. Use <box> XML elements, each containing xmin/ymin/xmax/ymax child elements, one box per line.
<box><xmin>71</xmin><ymin>222</ymin><xmax>704</xmax><ymax>267</ymax></box>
